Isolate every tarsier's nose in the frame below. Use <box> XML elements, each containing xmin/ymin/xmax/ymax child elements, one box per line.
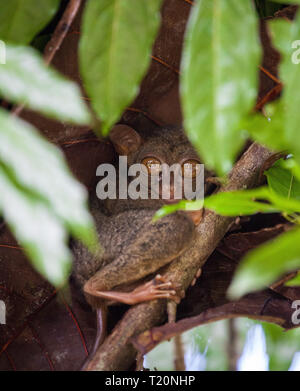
<box><xmin>161</xmin><ymin>182</ymin><xmax>181</xmax><ymax>204</ymax></box>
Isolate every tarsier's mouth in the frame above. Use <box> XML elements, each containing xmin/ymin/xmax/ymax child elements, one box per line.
<box><xmin>161</xmin><ymin>197</ymin><xmax>182</xmax><ymax>205</ymax></box>
<box><xmin>146</xmin><ymin>187</ymin><xmax>182</xmax><ymax>203</ymax></box>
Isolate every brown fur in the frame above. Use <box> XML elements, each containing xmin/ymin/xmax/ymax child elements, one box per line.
<box><xmin>72</xmin><ymin>126</ymin><xmax>204</xmax><ymax>306</ymax></box>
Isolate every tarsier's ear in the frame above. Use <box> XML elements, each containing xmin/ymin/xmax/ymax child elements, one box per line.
<box><xmin>109</xmin><ymin>124</ymin><xmax>142</xmax><ymax>155</ymax></box>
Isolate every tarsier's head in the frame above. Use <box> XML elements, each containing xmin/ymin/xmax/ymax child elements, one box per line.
<box><xmin>109</xmin><ymin>124</ymin><xmax>205</xmax><ymax>205</ymax></box>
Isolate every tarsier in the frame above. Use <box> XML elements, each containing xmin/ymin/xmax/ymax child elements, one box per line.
<box><xmin>72</xmin><ymin>124</ymin><xmax>207</xmax><ymax>363</ymax></box>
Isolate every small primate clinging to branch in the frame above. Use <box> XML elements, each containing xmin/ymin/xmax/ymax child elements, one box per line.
<box><xmin>72</xmin><ymin>125</ymin><xmax>207</xmax><ymax>365</ymax></box>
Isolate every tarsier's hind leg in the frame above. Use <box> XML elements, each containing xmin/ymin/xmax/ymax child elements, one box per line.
<box><xmin>84</xmin><ymin>211</ymin><xmax>195</xmax><ymax>306</ymax></box>
<box><xmin>84</xmin><ymin>274</ymin><xmax>182</xmax><ymax>305</ymax></box>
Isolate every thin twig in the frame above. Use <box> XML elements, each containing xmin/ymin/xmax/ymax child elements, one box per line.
<box><xmin>182</xmin><ymin>0</ymin><xmax>194</xmax><ymax>5</ymax></box>
<box><xmin>168</xmin><ymin>301</ymin><xmax>186</xmax><ymax>371</ymax></box>
<box><xmin>255</xmin><ymin>83</ymin><xmax>282</xmax><ymax>111</ymax></box>
<box><xmin>227</xmin><ymin>319</ymin><xmax>238</xmax><ymax>371</ymax></box>
<box><xmin>12</xmin><ymin>0</ymin><xmax>83</xmax><ymax>118</ymax></box>
<box><xmin>259</xmin><ymin>66</ymin><xmax>281</xmax><ymax>85</ymax></box>
<box><xmin>173</xmin><ymin>335</ymin><xmax>186</xmax><ymax>371</ymax></box>
<box><xmin>151</xmin><ymin>55</ymin><xmax>180</xmax><ymax>75</ymax></box>
<box><xmin>126</xmin><ymin>107</ymin><xmax>163</xmax><ymax>126</ymax></box>
<box><xmin>44</xmin><ymin>0</ymin><xmax>82</xmax><ymax>66</ymax></box>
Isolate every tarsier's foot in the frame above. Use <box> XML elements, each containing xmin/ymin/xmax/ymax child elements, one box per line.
<box><xmin>127</xmin><ymin>274</ymin><xmax>182</xmax><ymax>304</ymax></box>
<box><xmin>191</xmin><ymin>268</ymin><xmax>202</xmax><ymax>287</ymax></box>
<box><xmin>83</xmin><ymin>274</ymin><xmax>182</xmax><ymax>305</ymax></box>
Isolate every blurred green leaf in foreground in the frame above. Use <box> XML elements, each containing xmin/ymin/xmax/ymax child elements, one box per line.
<box><xmin>0</xmin><ymin>43</ymin><xmax>96</xmax><ymax>286</ymax></box>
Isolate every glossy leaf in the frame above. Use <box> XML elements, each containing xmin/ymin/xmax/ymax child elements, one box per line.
<box><xmin>156</xmin><ymin>184</ymin><xmax>300</xmax><ymax>220</ymax></box>
<box><xmin>204</xmin><ymin>188</ymin><xmax>277</xmax><ymax>216</ymax></box>
<box><xmin>0</xmin><ymin>45</ymin><xmax>92</xmax><ymax>124</ymax></box>
<box><xmin>241</xmin><ymin>101</ymin><xmax>288</xmax><ymax>152</ymax></box>
<box><xmin>270</xmin><ymin>13</ymin><xmax>300</xmax><ymax>165</ymax></box>
<box><xmin>262</xmin><ymin>323</ymin><xmax>300</xmax><ymax>371</ymax></box>
<box><xmin>153</xmin><ymin>199</ymin><xmax>203</xmax><ymax>221</ymax></box>
<box><xmin>79</xmin><ymin>0</ymin><xmax>162</xmax><ymax>135</ymax></box>
<box><xmin>282</xmin><ymin>157</ymin><xmax>300</xmax><ymax>182</ymax></box>
<box><xmin>0</xmin><ymin>108</ymin><xmax>97</xmax><ymax>254</ymax></box>
<box><xmin>0</xmin><ymin>165</ymin><xmax>71</xmax><ymax>287</ymax></box>
<box><xmin>265</xmin><ymin>159</ymin><xmax>300</xmax><ymax>200</ymax></box>
<box><xmin>285</xmin><ymin>272</ymin><xmax>300</xmax><ymax>287</ymax></box>
<box><xmin>228</xmin><ymin>226</ymin><xmax>300</xmax><ymax>299</ymax></box>
<box><xmin>204</xmin><ymin>186</ymin><xmax>300</xmax><ymax>216</ymax></box>
<box><xmin>181</xmin><ymin>0</ymin><xmax>261</xmax><ymax>175</ymax></box>
<box><xmin>271</xmin><ymin>0</ymin><xmax>300</xmax><ymax>4</ymax></box>
<box><xmin>0</xmin><ymin>0</ymin><xmax>60</xmax><ymax>45</ymax></box>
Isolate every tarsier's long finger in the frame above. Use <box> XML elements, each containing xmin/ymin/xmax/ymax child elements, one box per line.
<box><xmin>133</xmin><ymin>274</ymin><xmax>182</xmax><ymax>303</ymax></box>
<box><xmin>153</xmin><ymin>277</ymin><xmax>181</xmax><ymax>292</ymax></box>
<box><xmin>151</xmin><ymin>282</ymin><xmax>173</xmax><ymax>290</ymax></box>
<box><xmin>153</xmin><ymin>274</ymin><xmax>167</xmax><ymax>284</ymax></box>
<box><xmin>132</xmin><ymin>278</ymin><xmax>172</xmax><ymax>294</ymax></box>
<box><xmin>152</xmin><ymin>291</ymin><xmax>181</xmax><ymax>304</ymax></box>
<box><xmin>153</xmin><ymin>287</ymin><xmax>176</xmax><ymax>295</ymax></box>
<box><xmin>152</xmin><ymin>284</ymin><xmax>181</xmax><ymax>301</ymax></box>
<box><xmin>152</xmin><ymin>275</ymin><xmax>184</xmax><ymax>303</ymax></box>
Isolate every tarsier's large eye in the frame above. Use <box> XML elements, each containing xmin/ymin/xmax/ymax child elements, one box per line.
<box><xmin>141</xmin><ymin>157</ymin><xmax>161</xmax><ymax>175</ymax></box>
<box><xmin>182</xmin><ymin>159</ymin><xmax>201</xmax><ymax>178</ymax></box>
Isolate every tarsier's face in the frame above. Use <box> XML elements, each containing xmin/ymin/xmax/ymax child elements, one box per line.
<box><xmin>129</xmin><ymin>128</ymin><xmax>203</xmax><ymax>204</ymax></box>
<box><xmin>108</xmin><ymin>125</ymin><xmax>204</xmax><ymax>204</ymax></box>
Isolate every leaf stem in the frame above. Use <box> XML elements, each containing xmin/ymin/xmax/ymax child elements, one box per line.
<box><xmin>12</xmin><ymin>0</ymin><xmax>83</xmax><ymax>118</ymax></box>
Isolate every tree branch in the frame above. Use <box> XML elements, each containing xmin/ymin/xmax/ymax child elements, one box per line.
<box><xmin>84</xmin><ymin>142</ymin><xmax>273</xmax><ymax>371</ymax></box>
<box><xmin>132</xmin><ymin>288</ymin><xmax>298</xmax><ymax>355</ymax></box>
<box><xmin>12</xmin><ymin>0</ymin><xmax>83</xmax><ymax>117</ymax></box>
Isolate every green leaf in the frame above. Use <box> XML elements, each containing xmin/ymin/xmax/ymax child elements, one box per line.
<box><xmin>204</xmin><ymin>189</ymin><xmax>277</xmax><ymax>216</ymax></box>
<box><xmin>271</xmin><ymin>0</ymin><xmax>300</xmax><ymax>4</ymax></box>
<box><xmin>265</xmin><ymin>159</ymin><xmax>300</xmax><ymax>200</ymax></box>
<box><xmin>79</xmin><ymin>0</ymin><xmax>162</xmax><ymax>135</ymax></box>
<box><xmin>285</xmin><ymin>272</ymin><xmax>300</xmax><ymax>286</ymax></box>
<box><xmin>155</xmin><ymin>180</ymin><xmax>300</xmax><ymax>221</ymax></box>
<box><xmin>204</xmin><ymin>186</ymin><xmax>300</xmax><ymax>216</ymax></box>
<box><xmin>228</xmin><ymin>226</ymin><xmax>300</xmax><ymax>299</ymax></box>
<box><xmin>153</xmin><ymin>199</ymin><xmax>203</xmax><ymax>221</ymax></box>
<box><xmin>282</xmin><ymin>157</ymin><xmax>300</xmax><ymax>182</ymax></box>
<box><xmin>181</xmin><ymin>0</ymin><xmax>261</xmax><ymax>175</ymax></box>
<box><xmin>0</xmin><ymin>108</ymin><xmax>97</xmax><ymax>251</ymax></box>
<box><xmin>262</xmin><ymin>323</ymin><xmax>300</xmax><ymax>371</ymax></box>
<box><xmin>0</xmin><ymin>164</ymin><xmax>71</xmax><ymax>287</ymax></box>
<box><xmin>0</xmin><ymin>0</ymin><xmax>60</xmax><ymax>45</ymax></box>
<box><xmin>269</xmin><ymin>14</ymin><xmax>300</xmax><ymax>165</ymax></box>
<box><xmin>241</xmin><ymin>101</ymin><xmax>288</xmax><ymax>152</ymax></box>
<box><xmin>0</xmin><ymin>45</ymin><xmax>92</xmax><ymax>125</ymax></box>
